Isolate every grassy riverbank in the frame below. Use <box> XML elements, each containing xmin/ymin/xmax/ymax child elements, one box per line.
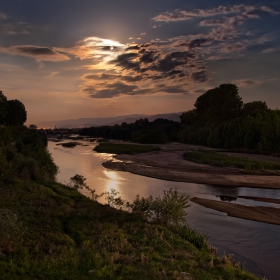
<box><xmin>0</xmin><ymin>127</ymin><xmax>258</xmax><ymax>279</ymax></box>
<box><xmin>184</xmin><ymin>149</ymin><xmax>280</xmax><ymax>172</ymax></box>
<box><xmin>0</xmin><ymin>179</ymin><xmax>258</xmax><ymax>280</ymax></box>
<box><xmin>94</xmin><ymin>142</ymin><xmax>160</xmax><ymax>154</ymax></box>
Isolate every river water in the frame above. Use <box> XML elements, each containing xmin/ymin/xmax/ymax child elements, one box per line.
<box><xmin>48</xmin><ymin>140</ymin><xmax>280</xmax><ymax>279</ymax></box>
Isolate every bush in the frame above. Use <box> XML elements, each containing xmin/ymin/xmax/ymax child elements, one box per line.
<box><xmin>127</xmin><ymin>188</ymin><xmax>190</xmax><ymax>227</ymax></box>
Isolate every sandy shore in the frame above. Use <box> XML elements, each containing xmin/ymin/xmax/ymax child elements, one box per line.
<box><xmin>191</xmin><ymin>197</ymin><xmax>280</xmax><ymax>226</ymax></box>
<box><xmin>103</xmin><ymin>142</ymin><xmax>280</xmax><ymax>189</ymax></box>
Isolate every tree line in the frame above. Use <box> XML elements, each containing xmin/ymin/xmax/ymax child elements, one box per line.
<box><xmin>80</xmin><ymin>118</ymin><xmax>181</xmax><ymax>144</ymax></box>
<box><xmin>80</xmin><ymin>84</ymin><xmax>280</xmax><ymax>154</ymax></box>
<box><xmin>179</xmin><ymin>84</ymin><xmax>280</xmax><ymax>153</ymax></box>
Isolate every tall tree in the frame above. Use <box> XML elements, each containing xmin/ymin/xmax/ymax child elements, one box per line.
<box><xmin>0</xmin><ymin>90</ymin><xmax>8</xmax><ymax>124</ymax></box>
<box><xmin>4</xmin><ymin>99</ymin><xmax>27</xmax><ymax>126</ymax></box>
<box><xmin>194</xmin><ymin>84</ymin><xmax>243</xmax><ymax>122</ymax></box>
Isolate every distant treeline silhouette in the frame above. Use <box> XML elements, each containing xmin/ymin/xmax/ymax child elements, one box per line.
<box><xmin>80</xmin><ymin>84</ymin><xmax>280</xmax><ymax>154</ymax></box>
<box><xmin>80</xmin><ymin>118</ymin><xmax>180</xmax><ymax>144</ymax></box>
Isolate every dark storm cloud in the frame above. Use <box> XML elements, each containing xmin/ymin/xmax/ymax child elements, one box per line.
<box><xmin>0</xmin><ymin>45</ymin><xmax>70</xmax><ymax>61</ymax></box>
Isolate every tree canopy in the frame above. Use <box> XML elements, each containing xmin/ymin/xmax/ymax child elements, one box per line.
<box><xmin>194</xmin><ymin>84</ymin><xmax>243</xmax><ymax>122</ymax></box>
<box><xmin>0</xmin><ymin>90</ymin><xmax>8</xmax><ymax>124</ymax></box>
<box><xmin>0</xmin><ymin>91</ymin><xmax>27</xmax><ymax>126</ymax></box>
<box><xmin>242</xmin><ymin>101</ymin><xmax>268</xmax><ymax>117</ymax></box>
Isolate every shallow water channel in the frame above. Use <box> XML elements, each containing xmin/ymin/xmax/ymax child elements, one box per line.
<box><xmin>49</xmin><ymin>140</ymin><xmax>280</xmax><ymax>279</ymax></box>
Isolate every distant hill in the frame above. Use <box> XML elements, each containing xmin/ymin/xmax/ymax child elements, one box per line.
<box><xmin>36</xmin><ymin>113</ymin><xmax>182</xmax><ymax>129</ymax></box>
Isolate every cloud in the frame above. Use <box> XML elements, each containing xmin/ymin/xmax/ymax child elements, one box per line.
<box><xmin>78</xmin><ymin>4</ymin><xmax>277</xmax><ymax>99</ymax></box>
<box><xmin>233</xmin><ymin>79</ymin><xmax>262</xmax><ymax>88</ymax></box>
<box><xmin>199</xmin><ymin>19</ymin><xmax>224</xmax><ymax>26</ymax></box>
<box><xmin>191</xmin><ymin>70</ymin><xmax>209</xmax><ymax>83</ymax></box>
<box><xmin>0</xmin><ymin>13</ymin><xmax>31</xmax><ymax>34</ymax></box>
<box><xmin>54</xmin><ymin>37</ymin><xmax>126</xmax><ymax>60</ymax></box>
<box><xmin>0</xmin><ymin>12</ymin><xmax>7</xmax><ymax>20</ymax></box>
<box><xmin>152</xmin><ymin>5</ymin><xmax>278</xmax><ymax>22</ymax></box>
<box><xmin>262</xmin><ymin>48</ymin><xmax>277</xmax><ymax>53</ymax></box>
<box><xmin>0</xmin><ymin>45</ymin><xmax>70</xmax><ymax>61</ymax></box>
<box><xmin>175</xmin><ymin>38</ymin><xmax>212</xmax><ymax>49</ymax></box>
<box><xmin>79</xmin><ymin>36</ymin><xmax>210</xmax><ymax>98</ymax></box>
<box><xmin>82</xmin><ymin>82</ymin><xmax>140</xmax><ymax>98</ymax></box>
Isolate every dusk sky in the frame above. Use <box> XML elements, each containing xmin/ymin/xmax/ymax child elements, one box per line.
<box><xmin>1</xmin><ymin>0</ymin><xmax>280</xmax><ymax>124</ymax></box>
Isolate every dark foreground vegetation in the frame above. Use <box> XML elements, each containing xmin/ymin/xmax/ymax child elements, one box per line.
<box><xmin>80</xmin><ymin>83</ymin><xmax>280</xmax><ymax>155</ymax></box>
<box><xmin>93</xmin><ymin>143</ymin><xmax>160</xmax><ymax>154</ymax></box>
<box><xmin>0</xmin><ymin>90</ymin><xmax>258</xmax><ymax>279</ymax></box>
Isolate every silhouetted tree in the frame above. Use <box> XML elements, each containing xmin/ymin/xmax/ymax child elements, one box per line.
<box><xmin>180</xmin><ymin>109</ymin><xmax>199</xmax><ymax>126</ymax></box>
<box><xmin>29</xmin><ymin>124</ymin><xmax>37</xmax><ymax>130</ymax></box>
<box><xmin>0</xmin><ymin>90</ymin><xmax>8</xmax><ymax>124</ymax></box>
<box><xmin>4</xmin><ymin>99</ymin><xmax>27</xmax><ymax>126</ymax></box>
<box><xmin>242</xmin><ymin>101</ymin><xmax>268</xmax><ymax>117</ymax></box>
<box><xmin>194</xmin><ymin>84</ymin><xmax>243</xmax><ymax>122</ymax></box>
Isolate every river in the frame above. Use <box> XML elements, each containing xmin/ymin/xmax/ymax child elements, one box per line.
<box><xmin>48</xmin><ymin>140</ymin><xmax>280</xmax><ymax>280</ymax></box>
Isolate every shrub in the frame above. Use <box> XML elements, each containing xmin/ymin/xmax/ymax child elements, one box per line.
<box><xmin>127</xmin><ymin>188</ymin><xmax>190</xmax><ymax>227</ymax></box>
<box><xmin>68</xmin><ymin>174</ymin><xmax>88</xmax><ymax>190</ymax></box>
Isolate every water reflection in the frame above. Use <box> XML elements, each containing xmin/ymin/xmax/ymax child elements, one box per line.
<box><xmin>218</xmin><ymin>195</ymin><xmax>237</xmax><ymax>202</ymax></box>
<box><xmin>207</xmin><ymin>184</ymin><xmax>240</xmax><ymax>197</ymax></box>
<box><xmin>103</xmin><ymin>170</ymin><xmax>127</xmax><ymax>192</ymax></box>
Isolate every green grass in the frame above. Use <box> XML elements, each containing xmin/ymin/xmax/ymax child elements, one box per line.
<box><xmin>184</xmin><ymin>149</ymin><xmax>280</xmax><ymax>172</ymax></box>
<box><xmin>0</xmin><ymin>179</ymin><xmax>258</xmax><ymax>280</ymax></box>
<box><xmin>93</xmin><ymin>143</ymin><xmax>161</xmax><ymax>154</ymax></box>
